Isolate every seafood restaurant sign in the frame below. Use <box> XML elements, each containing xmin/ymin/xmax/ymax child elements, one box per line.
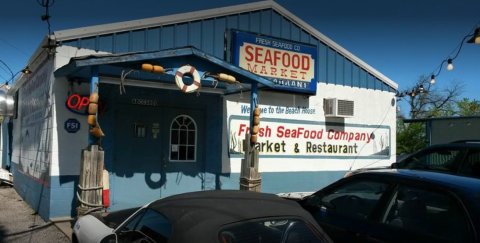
<box><xmin>231</xmin><ymin>30</ymin><xmax>317</xmax><ymax>94</ymax></box>
<box><xmin>227</xmin><ymin>102</ymin><xmax>391</xmax><ymax>159</ymax></box>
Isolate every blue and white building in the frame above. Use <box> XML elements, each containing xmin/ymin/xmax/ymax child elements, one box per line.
<box><xmin>2</xmin><ymin>1</ymin><xmax>398</xmax><ymax>220</ymax></box>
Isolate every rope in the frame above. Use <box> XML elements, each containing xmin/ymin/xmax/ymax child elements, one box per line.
<box><xmin>77</xmin><ymin>206</ymin><xmax>103</xmax><ymax>217</ymax></box>
<box><xmin>78</xmin><ymin>185</ymin><xmax>103</xmax><ymax>190</ymax></box>
<box><xmin>120</xmin><ymin>69</ymin><xmax>137</xmax><ymax>95</ymax></box>
<box><xmin>239</xmin><ymin>178</ymin><xmax>262</xmax><ymax>188</ymax></box>
<box><xmin>76</xmin><ymin>191</ymin><xmax>104</xmax><ymax>207</ymax></box>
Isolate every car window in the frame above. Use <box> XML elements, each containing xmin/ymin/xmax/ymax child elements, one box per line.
<box><xmin>382</xmin><ymin>186</ymin><xmax>470</xmax><ymax>243</ymax></box>
<box><xmin>320</xmin><ymin>179</ymin><xmax>390</xmax><ymax>219</ymax></box>
<box><xmin>119</xmin><ymin>209</ymin><xmax>145</xmax><ymax>233</ymax></box>
<box><xmin>118</xmin><ymin>209</ymin><xmax>171</xmax><ymax>243</ymax></box>
<box><xmin>459</xmin><ymin>149</ymin><xmax>480</xmax><ymax>177</ymax></box>
<box><xmin>219</xmin><ymin>218</ymin><xmax>329</xmax><ymax>243</ymax></box>
<box><xmin>403</xmin><ymin>148</ymin><xmax>466</xmax><ymax>173</ymax></box>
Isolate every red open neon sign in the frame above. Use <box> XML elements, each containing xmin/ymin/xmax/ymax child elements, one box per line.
<box><xmin>67</xmin><ymin>94</ymin><xmax>90</xmax><ymax>110</ymax></box>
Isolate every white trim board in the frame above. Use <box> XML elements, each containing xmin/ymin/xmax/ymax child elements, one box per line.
<box><xmin>54</xmin><ymin>1</ymin><xmax>397</xmax><ymax>90</ymax></box>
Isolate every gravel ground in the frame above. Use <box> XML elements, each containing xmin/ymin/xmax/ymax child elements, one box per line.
<box><xmin>0</xmin><ymin>186</ymin><xmax>70</xmax><ymax>243</ymax></box>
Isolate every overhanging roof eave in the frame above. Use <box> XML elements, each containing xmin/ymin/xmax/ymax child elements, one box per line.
<box><xmin>54</xmin><ymin>47</ymin><xmax>276</xmax><ymax>88</ymax></box>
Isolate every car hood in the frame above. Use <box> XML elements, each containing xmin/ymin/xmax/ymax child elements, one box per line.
<box><xmin>73</xmin><ymin>214</ymin><xmax>114</xmax><ymax>243</ymax></box>
<box><xmin>277</xmin><ymin>192</ymin><xmax>314</xmax><ymax>200</ymax></box>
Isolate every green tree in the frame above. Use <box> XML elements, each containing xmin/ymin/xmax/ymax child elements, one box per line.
<box><xmin>396</xmin><ymin>76</ymin><xmax>464</xmax><ymax>155</ymax></box>
<box><xmin>456</xmin><ymin>98</ymin><xmax>480</xmax><ymax>116</ymax></box>
<box><xmin>396</xmin><ymin>119</ymin><xmax>426</xmax><ymax>154</ymax></box>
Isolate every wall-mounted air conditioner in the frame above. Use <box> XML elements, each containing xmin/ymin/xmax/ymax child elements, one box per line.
<box><xmin>324</xmin><ymin>98</ymin><xmax>354</xmax><ymax>118</ymax></box>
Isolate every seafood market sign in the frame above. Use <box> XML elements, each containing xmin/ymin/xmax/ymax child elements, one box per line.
<box><xmin>231</xmin><ymin>30</ymin><xmax>317</xmax><ymax>94</ymax></box>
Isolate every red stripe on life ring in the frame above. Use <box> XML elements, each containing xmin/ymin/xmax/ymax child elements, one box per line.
<box><xmin>189</xmin><ymin>66</ymin><xmax>196</xmax><ymax>75</ymax></box>
<box><xmin>193</xmin><ymin>81</ymin><xmax>201</xmax><ymax>86</ymax></box>
<box><xmin>182</xmin><ymin>85</ymin><xmax>188</xmax><ymax>92</ymax></box>
<box><xmin>176</xmin><ymin>71</ymin><xmax>184</xmax><ymax>77</ymax></box>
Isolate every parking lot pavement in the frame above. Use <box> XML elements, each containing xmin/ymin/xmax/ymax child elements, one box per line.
<box><xmin>0</xmin><ymin>186</ymin><xmax>70</xmax><ymax>243</ymax></box>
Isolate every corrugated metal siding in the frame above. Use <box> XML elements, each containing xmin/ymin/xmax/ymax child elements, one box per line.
<box><xmin>60</xmin><ymin>9</ymin><xmax>394</xmax><ymax>92</ymax></box>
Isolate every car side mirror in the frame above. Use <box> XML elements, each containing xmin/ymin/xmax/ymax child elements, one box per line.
<box><xmin>307</xmin><ymin>195</ymin><xmax>336</xmax><ymax>211</ymax></box>
<box><xmin>306</xmin><ymin>195</ymin><xmax>322</xmax><ymax>207</ymax></box>
<box><xmin>391</xmin><ymin>162</ymin><xmax>399</xmax><ymax>169</ymax></box>
<box><xmin>100</xmin><ymin>233</ymin><xmax>117</xmax><ymax>243</ymax></box>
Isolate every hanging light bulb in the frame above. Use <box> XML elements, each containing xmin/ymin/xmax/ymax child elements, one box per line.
<box><xmin>410</xmin><ymin>89</ymin><xmax>416</xmax><ymax>97</ymax></box>
<box><xmin>21</xmin><ymin>66</ymin><xmax>32</xmax><ymax>74</ymax></box>
<box><xmin>419</xmin><ymin>85</ymin><xmax>424</xmax><ymax>93</ymax></box>
<box><xmin>447</xmin><ymin>59</ymin><xmax>453</xmax><ymax>71</ymax></box>
<box><xmin>467</xmin><ymin>27</ymin><xmax>480</xmax><ymax>44</ymax></box>
<box><xmin>430</xmin><ymin>75</ymin><xmax>435</xmax><ymax>84</ymax></box>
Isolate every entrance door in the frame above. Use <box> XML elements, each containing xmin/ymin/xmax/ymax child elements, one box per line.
<box><xmin>113</xmin><ymin>105</ymin><xmax>163</xmax><ymax>210</ymax></box>
<box><xmin>160</xmin><ymin>107</ymin><xmax>205</xmax><ymax>198</ymax></box>
<box><xmin>113</xmin><ymin>104</ymin><xmax>205</xmax><ymax>210</ymax></box>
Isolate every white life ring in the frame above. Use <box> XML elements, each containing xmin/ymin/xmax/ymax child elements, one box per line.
<box><xmin>175</xmin><ymin>65</ymin><xmax>201</xmax><ymax>93</ymax></box>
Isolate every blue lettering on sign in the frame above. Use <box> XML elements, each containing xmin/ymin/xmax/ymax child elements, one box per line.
<box><xmin>64</xmin><ymin>118</ymin><xmax>81</xmax><ymax>133</ymax></box>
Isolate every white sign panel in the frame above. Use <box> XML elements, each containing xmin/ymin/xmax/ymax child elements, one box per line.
<box><xmin>227</xmin><ymin>101</ymin><xmax>391</xmax><ymax>159</ymax></box>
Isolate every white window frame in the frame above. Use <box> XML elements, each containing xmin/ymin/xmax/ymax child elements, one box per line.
<box><xmin>169</xmin><ymin>115</ymin><xmax>197</xmax><ymax>162</ymax></box>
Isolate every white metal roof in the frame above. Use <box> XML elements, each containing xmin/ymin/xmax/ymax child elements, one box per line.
<box><xmin>54</xmin><ymin>1</ymin><xmax>397</xmax><ymax>90</ymax></box>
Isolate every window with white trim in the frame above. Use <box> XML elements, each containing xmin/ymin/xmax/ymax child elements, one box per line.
<box><xmin>170</xmin><ymin>115</ymin><xmax>196</xmax><ymax>162</ymax></box>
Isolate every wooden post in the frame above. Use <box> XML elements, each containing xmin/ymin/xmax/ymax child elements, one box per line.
<box><xmin>239</xmin><ymin>82</ymin><xmax>261</xmax><ymax>191</ymax></box>
<box><xmin>239</xmin><ymin>133</ymin><xmax>261</xmax><ymax>191</ymax></box>
<box><xmin>77</xmin><ymin>145</ymin><xmax>104</xmax><ymax>217</ymax></box>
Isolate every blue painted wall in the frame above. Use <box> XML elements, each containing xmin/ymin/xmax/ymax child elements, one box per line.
<box><xmin>11</xmin><ymin>163</ymin><xmax>51</xmax><ymax>220</ymax></box>
<box><xmin>219</xmin><ymin>171</ymin><xmax>347</xmax><ymax>193</ymax></box>
<box><xmin>49</xmin><ymin>175</ymin><xmax>79</xmax><ymax>218</ymax></box>
<box><xmin>60</xmin><ymin>9</ymin><xmax>396</xmax><ymax>93</ymax></box>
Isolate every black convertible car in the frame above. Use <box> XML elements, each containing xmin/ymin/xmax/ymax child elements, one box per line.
<box><xmin>73</xmin><ymin>190</ymin><xmax>333</xmax><ymax>243</ymax></box>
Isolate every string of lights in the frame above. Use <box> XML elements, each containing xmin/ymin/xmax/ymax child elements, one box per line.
<box><xmin>397</xmin><ymin>21</ymin><xmax>480</xmax><ymax>99</ymax></box>
<box><xmin>427</xmin><ymin>21</ymin><xmax>480</xmax><ymax>85</ymax></box>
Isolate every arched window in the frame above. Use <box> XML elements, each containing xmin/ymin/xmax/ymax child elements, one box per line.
<box><xmin>170</xmin><ymin>115</ymin><xmax>196</xmax><ymax>162</ymax></box>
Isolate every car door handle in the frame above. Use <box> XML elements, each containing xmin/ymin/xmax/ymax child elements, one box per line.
<box><xmin>346</xmin><ymin>230</ymin><xmax>365</xmax><ymax>238</ymax></box>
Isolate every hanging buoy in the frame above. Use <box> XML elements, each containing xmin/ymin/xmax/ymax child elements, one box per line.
<box><xmin>175</xmin><ymin>65</ymin><xmax>201</xmax><ymax>93</ymax></box>
<box><xmin>88</xmin><ymin>103</ymin><xmax>98</xmax><ymax>115</ymax></box>
<box><xmin>254</xmin><ymin>116</ymin><xmax>260</xmax><ymax>126</ymax></box>
<box><xmin>89</xmin><ymin>93</ymin><xmax>99</xmax><ymax>104</ymax></box>
<box><xmin>251</xmin><ymin>134</ymin><xmax>258</xmax><ymax>143</ymax></box>
<box><xmin>103</xmin><ymin>169</ymin><xmax>110</xmax><ymax>208</ymax></box>
<box><xmin>218</xmin><ymin>73</ymin><xmax>237</xmax><ymax>84</ymax></box>
<box><xmin>87</xmin><ymin>115</ymin><xmax>97</xmax><ymax>126</ymax></box>
<box><xmin>252</xmin><ymin>126</ymin><xmax>259</xmax><ymax>135</ymax></box>
<box><xmin>90</xmin><ymin>126</ymin><xmax>105</xmax><ymax>138</ymax></box>
<box><xmin>152</xmin><ymin>65</ymin><xmax>164</xmax><ymax>74</ymax></box>
<box><xmin>141</xmin><ymin>63</ymin><xmax>164</xmax><ymax>74</ymax></box>
<box><xmin>254</xmin><ymin>107</ymin><xmax>261</xmax><ymax>116</ymax></box>
<box><xmin>141</xmin><ymin>63</ymin><xmax>153</xmax><ymax>72</ymax></box>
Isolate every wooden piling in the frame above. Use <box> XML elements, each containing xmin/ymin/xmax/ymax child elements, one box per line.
<box><xmin>240</xmin><ymin>134</ymin><xmax>261</xmax><ymax>192</ymax></box>
<box><xmin>77</xmin><ymin>145</ymin><xmax>105</xmax><ymax>217</ymax></box>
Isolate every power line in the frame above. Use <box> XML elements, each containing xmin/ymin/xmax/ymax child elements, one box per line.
<box><xmin>0</xmin><ymin>37</ymin><xmax>30</xmax><ymax>57</ymax></box>
<box><xmin>0</xmin><ymin>73</ymin><xmax>7</xmax><ymax>82</ymax></box>
<box><xmin>0</xmin><ymin>65</ymin><xmax>10</xmax><ymax>76</ymax></box>
<box><xmin>0</xmin><ymin>60</ymin><xmax>14</xmax><ymax>79</ymax></box>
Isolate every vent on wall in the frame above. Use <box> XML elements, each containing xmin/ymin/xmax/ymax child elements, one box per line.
<box><xmin>324</xmin><ymin>98</ymin><xmax>354</xmax><ymax>118</ymax></box>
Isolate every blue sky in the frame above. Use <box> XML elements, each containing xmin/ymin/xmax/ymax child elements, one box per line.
<box><xmin>1</xmin><ymin>0</ymin><xmax>479</xmax><ymax>116</ymax></box>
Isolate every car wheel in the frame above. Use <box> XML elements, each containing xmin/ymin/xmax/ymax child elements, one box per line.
<box><xmin>72</xmin><ymin>233</ymin><xmax>79</xmax><ymax>243</ymax></box>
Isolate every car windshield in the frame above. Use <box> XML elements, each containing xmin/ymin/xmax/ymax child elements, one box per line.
<box><xmin>402</xmin><ymin>148</ymin><xmax>467</xmax><ymax>173</ymax></box>
<box><xmin>219</xmin><ymin>218</ymin><xmax>328</xmax><ymax>243</ymax></box>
